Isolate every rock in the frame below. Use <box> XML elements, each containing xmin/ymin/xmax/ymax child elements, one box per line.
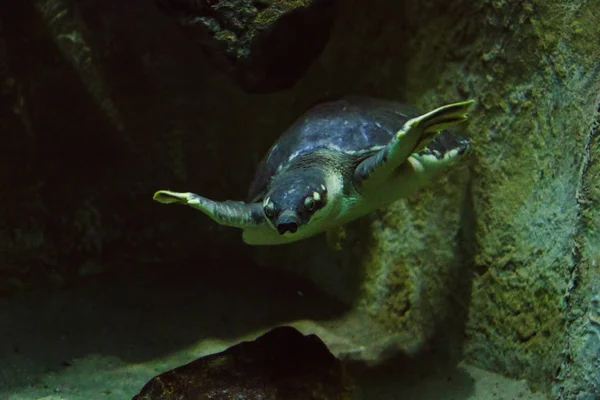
<box><xmin>155</xmin><ymin>0</ymin><xmax>337</xmax><ymax>93</ymax></box>
<box><xmin>553</xmin><ymin>115</ymin><xmax>600</xmax><ymax>400</ymax></box>
<box><xmin>132</xmin><ymin>326</ymin><xmax>354</xmax><ymax>400</ymax></box>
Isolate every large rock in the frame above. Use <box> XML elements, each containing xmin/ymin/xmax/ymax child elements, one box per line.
<box><xmin>406</xmin><ymin>3</ymin><xmax>600</xmax><ymax>398</ymax></box>
<box><xmin>155</xmin><ymin>0</ymin><xmax>337</xmax><ymax>93</ymax></box>
<box><xmin>132</xmin><ymin>326</ymin><xmax>354</xmax><ymax>400</ymax></box>
<box><xmin>555</xmin><ymin>117</ymin><xmax>600</xmax><ymax>399</ymax></box>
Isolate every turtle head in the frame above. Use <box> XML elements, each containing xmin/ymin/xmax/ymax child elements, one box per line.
<box><xmin>262</xmin><ymin>170</ymin><xmax>329</xmax><ymax>235</ymax></box>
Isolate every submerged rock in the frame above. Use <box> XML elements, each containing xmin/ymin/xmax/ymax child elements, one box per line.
<box><xmin>155</xmin><ymin>0</ymin><xmax>337</xmax><ymax>93</ymax></box>
<box><xmin>132</xmin><ymin>326</ymin><xmax>353</xmax><ymax>400</ymax></box>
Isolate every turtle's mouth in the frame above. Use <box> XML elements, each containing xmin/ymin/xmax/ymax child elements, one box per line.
<box><xmin>276</xmin><ymin>211</ymin><xmax>299</xmax><ymax>235</ymax></box>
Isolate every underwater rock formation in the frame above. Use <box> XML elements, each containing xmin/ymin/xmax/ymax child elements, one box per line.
<box><xmin>0</xmin><ymin>0</ymin><xmax>599</xmax><ymax>398</ymax></box>
<box><xmin>132</xmin><ymin>326</ymin><xmax>353</xmax><ymax>400</ymax></box>
<box><xmin>155</xmin><ymin>0</ymin><xmax>337</xmax><ymax>93</ymax></box>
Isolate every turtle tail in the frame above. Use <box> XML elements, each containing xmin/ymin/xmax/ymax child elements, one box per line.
<box><xmin>153</xmin><ymin>190</ymin><xmax>265</xmax><ymax>228</ymax></box>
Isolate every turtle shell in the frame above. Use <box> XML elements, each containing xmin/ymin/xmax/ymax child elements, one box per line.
<box><xmin>247</xmin><ymin>96</ymin><xmax>423</xmax><ymax>202</ymax></box>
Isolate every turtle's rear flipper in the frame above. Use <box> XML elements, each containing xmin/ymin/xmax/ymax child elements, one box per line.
<box><xmin>326</xmin><ymin>226</ymin><xmax>347</xmax><ymax>251</ymax></box>
<box><xmin>354</xmin><ymin>100</ymin><xmax>474</xmax><ymax>192</ymax></box>
<box><xmin>153</xmin><ymin>190</ymin><xmax>265</xmax><ymax>228</ymax></box>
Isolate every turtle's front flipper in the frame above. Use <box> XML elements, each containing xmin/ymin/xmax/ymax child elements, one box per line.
<box><xmin>153</xmin><ymin>190</ymin><xmax>265</xmax><ymax>228</ymax></box>
<box><xmin>354</xmin><ymin>100</ymin><xmax>474</xmax><ymax>192</ymax></box>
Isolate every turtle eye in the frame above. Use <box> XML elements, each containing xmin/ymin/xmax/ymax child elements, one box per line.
<box><xmin>264</xmin><ymin>202</ymin><xmax>275</xmax><ymax>218</ymax></box>
<box><xmin>304</xmin><ymin>196</ymin><xmax>315</xmax><ymax>211</ymax></box>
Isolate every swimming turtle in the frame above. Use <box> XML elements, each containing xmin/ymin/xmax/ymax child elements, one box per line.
<box><xmin>154</xmin><ymin>96</ymin><xmax>474</xmax><ymax>246</ymax></box>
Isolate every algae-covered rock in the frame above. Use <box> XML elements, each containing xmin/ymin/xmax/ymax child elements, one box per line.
<box><xmin>132</xmin><ymin>326</ymin><xmax>354</xmax><ymax>400</ymax></box>
<box><xmin>357</xmin><ymin>0</ymin><xmax>600</xmax><ymax>395</ymax></box>
<box><xmin>553</xmin><ymin>114</ymin><xmax>600</xmax><ymax>400</ymax></box>
<box><xmin>414</xmin><ymin>2</ymin><xmax>600</xmax><ymax>394</ymax></box>
<box><xmin>156</xmin><ymin>0</ymin><xmax>337</xmax><ymax>92</ymax></box>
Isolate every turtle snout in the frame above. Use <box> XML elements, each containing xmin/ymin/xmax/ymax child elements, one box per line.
<box><xmin>276</xmin><ymin>211</ymin><xmax>299</xmax><ymax>235</ymax></box>
<box><xmin>277</xmin><ymin>222</ymin><xmax>298</xmax><ymax>234</ymax></box>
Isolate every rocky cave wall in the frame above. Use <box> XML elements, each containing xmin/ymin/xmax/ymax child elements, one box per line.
<box><xmin>0</xmin><ymin>0</ymin><xmax>598</xmax><ymax>398</ymax></box>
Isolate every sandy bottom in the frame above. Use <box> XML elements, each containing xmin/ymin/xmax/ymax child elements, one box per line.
<box><xmin>0</xmin><ymin>262</ymin><xmax>548</xmax><ymax>400</ymax></box>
